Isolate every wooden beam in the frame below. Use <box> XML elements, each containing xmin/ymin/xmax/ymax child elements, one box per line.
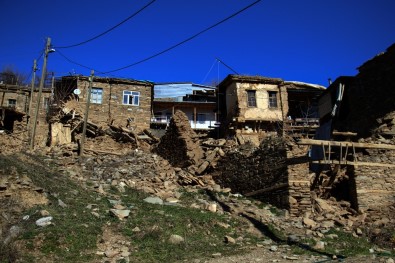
<box><xmin>84</xmin><ymin>148</ymin><xmax>122</xmax><ymax>156</ymax></box>
<box><xmin>332</xmin><ymin>131</ymin><xmax>358</xmax><ymax>137</ymax></box>
<box><xmin>298</xmin><ymin>139</ymin><xmax>395</xmax><ymax>150</ymax></box>
<box><xmin>244</xmin><ymin>183</ymin><xmax>288</xmax><ymax>197</ymax></box>
<box><xmin>311</xmin><ymin>160</ymin><xmax>395</xmax><ymax>168</ymax></box>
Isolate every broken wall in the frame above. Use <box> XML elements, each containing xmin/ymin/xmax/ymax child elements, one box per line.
<box><xmin>155</xmin><ymin>110</ymin><xmax>204</xmax><ymax>168</ymax></box>
<box><xmin>333</xmin><ymin>44</ymin><xmax>395</xmax><ymax>221</ymax></box>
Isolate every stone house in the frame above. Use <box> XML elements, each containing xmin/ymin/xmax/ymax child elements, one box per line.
<box><xmin>310</xmin><ymin>43</ymin><xmax>395</xmax><ymax>222</ymax></box>
<box><xmin>152</xmin><ymin>83</ymin><xmax>217</xmax><ymax>130</ymax></box>
<box><xmin>55</xmin><ymin>76</ymin><xmax>154</xmax><ymax>132</ymax></box>
<box><xmin>217</xmin><ymin>74</ymin><xmax>324</xmax><ymax>143</ymax></box>
<box><xmin>0</xmin><ymin>84</ymin><xmax>51</xmax><ymax>146</ymax></box>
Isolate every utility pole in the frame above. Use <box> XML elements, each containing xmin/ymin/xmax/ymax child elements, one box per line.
<box><xmin>30</xmin><ymin>37</ymin><xmax>51</xmax><ymax>150</ymax></box>
<box><xmin>79</xmin><ymin>70</ymin><xmax>94</xmax><ymax>157</ymax></box>
<box><xmin>28</xmin><ymin>59</ymin><xmax>37</xmax><ymax>123</ymax></box>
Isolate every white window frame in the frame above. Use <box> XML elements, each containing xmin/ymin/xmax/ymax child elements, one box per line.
<box><xmin>123</xmin><ymin>91</ymin><xmax>140</xmax><ymax>106</ymax></box>
<box><xmin>8</xmin><ymin>99</ymin><xmax>16</xmax><ymax>107</ymax></box>
<box><xmin>90</xmin><ymin>87</ymin><xmax>103</xmax><ymax>104</ymax></box>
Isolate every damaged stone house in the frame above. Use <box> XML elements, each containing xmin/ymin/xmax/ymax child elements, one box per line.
<box><xmin>303</xmin><ymin>43</ymin><xmax>395</xmax><ymax>222</ymax></box>
<box><xmin>0</xmin><ymin>83</ymin><xmax>51</xmax><ymax>146</ymax></box>
<box><xmin>212</xmin><ymin>75</ymin><xmax>325</xmax><ymax>216</ymax></box>
<box><xmin>217</xmin><ymin>74</ymin><xmax>325</xmax><ymax>144</ymax></box>
<box><xmin>151</xmin><ymin>83</ymin><xmax>217</xmax><ymax>130</ymax></box>
<box><xmin>49</xmin><ymin>76</ymin><xmax>153</xmax><ymax>145</ymax></box>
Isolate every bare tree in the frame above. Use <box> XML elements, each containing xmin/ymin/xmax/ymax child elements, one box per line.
<box><xmin>0</xmin><ymin>65</ymin><xmax>28</xmax><ymax>85</ymax></box>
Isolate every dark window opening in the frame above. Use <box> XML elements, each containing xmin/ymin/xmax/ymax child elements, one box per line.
<box><xmin>247</xmin><ymin>90</ymin><xmax>257</xmax><ymax>107</ymax></box>
<box><xmin>268</xmin><ymin>91</ymin><xmax>278</xmax><ymax>108</ymax></box>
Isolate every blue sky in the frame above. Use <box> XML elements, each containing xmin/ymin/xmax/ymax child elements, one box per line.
<box><xmin>0</xmin><ymin>0</ymin><xmax>394</xmax><ymax>87</ymax></box>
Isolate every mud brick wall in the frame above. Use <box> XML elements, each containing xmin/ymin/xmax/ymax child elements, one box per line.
<box><xmin>286</xmin><ymin>144</ymin><xmax>311</xmax><ymax>217</ymax></box>
<box><xmin>77</xmin><ymin>79</ymin><xmax>153</xmax><ymax>132</ymax></box>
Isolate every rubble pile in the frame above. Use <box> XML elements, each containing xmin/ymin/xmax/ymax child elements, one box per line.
<box><xmin>155</xmin><ymin>110</ymin><xmax>204</xmax><ymax>168</ymax></box>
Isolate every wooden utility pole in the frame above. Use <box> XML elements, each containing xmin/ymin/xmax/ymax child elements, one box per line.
<box><xmin>30</xmin><ymin>37</ymin><xmax>51</xmax><ymax>150</ymax></box>
<box><xmin>79</xmin><ymin>70</ymin><xmax>94</xmax><ymax>157</ymax></box>
<box><xmin>28</xmin><ymin>59</ymin><xmax>37</xmax><ymax>125</ymax></box>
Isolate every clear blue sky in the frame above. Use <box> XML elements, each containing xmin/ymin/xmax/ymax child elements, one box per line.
<box><xmin>0</xmin><ymin>0</ymin><xmax>394</xmax><ymax>87</ymax></box>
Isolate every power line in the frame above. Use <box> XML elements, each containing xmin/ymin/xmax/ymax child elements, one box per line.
<box><xmin>216</xmin><ymin>58</ymin><xmax>239</xmax><ymax>75</ymax></box>
<box><xmin>54</xmin><ymin>0</ymin><xmax>157</xmax><ymax>49</ymax></box>
<box><xmin>102</xmin><ymin>0</ymin><xmax>262</xmax><ymax>74</ymax></box>
<box><xmin>56</xmin><ymin>50</ymin><xmax>104</xmax><ymax>74</ymax></box>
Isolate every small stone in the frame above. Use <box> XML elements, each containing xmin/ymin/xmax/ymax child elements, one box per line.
<box><xmin>386</xmin><ymin>258</ymin><xmax>394</xmax><ymax>263</ymax></box>
<box><xmin>143</xmin><ymin>196</ymin><xmax>163</xmax><ymax>205</ymax></box>
<box><xmin>58</xmin><ymin>199</ymin><xmax>67</xmax><ymax>208</ymax></box>
<box><xmin>40</xmin><ymin>210</ymin><xmax>50</xmax><ymax>216</ymax></box>
<box><xmin>104</xmin><ymin>250</ymin><xmax>119</xmax><ymax>258</ymax></box>
<box><xmin>212</xmin><ymin>253</ymin><xmax>222</xmax><ymax>258</ymax></box>
<box><xmin>356</xmin><ymin>228</ymin><xmax>363</xmax><ymax>235</ymax></box>
<box><xmin>270</xmin><ymin>245</ymin><xmax>278</xmax><ymax>252</ymax></box>
<box><xmin>132</xmin><ymin>226</ymin><xmax>141</xmax><ymax>232</ymax></box>
<box><xmin>303</xmin><ymin>217</ymin><xmax>316</xmax><ymax>228</ymax></box>
<box><xmin>36</xmin><ymin>216</ymin><xmax>53</xmax><ymax>227</ymax></box>
<box><xmin>313</xmin><ymin>241</ymin><xmax>325</xmax><ymax>250</ymax></box>
<box><xmin>91</xmin><ymin>212</ymin><xmax>100</xmax><ymax>218</ymax></box>
<box><xmin>110</xmin><ymin>209</ymin><xmax>130</xmax><ymax>220</ymax></box>
<box><xmin>262</xmin><ymin>239</ymin><xmax>273</xmax><ymax>245</ymax></box>
<box><xmin>168</xmin><ymin>234</ymin><xmax>184</xmax><ymax>244</ymax></box>
<box><xmin>165</xmin><ymin>197</ymin><xmax>179</xmax><ymax>203</ymax></box>
<box><xmin>207</xmin><ymin>203</ymin><xmax>217</xmax><ymax>213</ymax></box>
<box><xmin>224</xmin><ymin>235</ymin><xmax>236</xmax><ymax>244</ymax></box>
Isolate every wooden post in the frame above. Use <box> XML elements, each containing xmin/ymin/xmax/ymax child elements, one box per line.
<box><xmin>79</xmin><ymin>70</ymin><xmax>94</xmax><ymax>157</ymax></box>
<box><xmin>30</xmin><ymin>38</ymin><xmax>51</xmax><ymax>150</ymax></box>
<box><xmin>28</xmin><ymin>59</ymin><xmax>37</xmax><ymax>122</ymax></box>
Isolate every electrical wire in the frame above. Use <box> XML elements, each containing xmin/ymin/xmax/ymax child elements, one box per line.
<box><xmin>56</xmin><ymin>50</ymin><xmax>104</xmax><ymax>74</ymax></box>
<box><xmin>54</xmin><ymin>0</ymin><xmax>156</xmax><ymax>49</ymax></box>
<box><xmin>216</xmin><ymin>58</ymin><xmax>239</xmax><ymax>75</ymax></box>
<box><xmin>102</xmin><ymin>0</ymin><xmax>262</xmax><ymax>74</ymax></box>
<box><xmin>201</xmin><ymin>59</ymin><xmax>218</xmax><ymax>84</ymax></box>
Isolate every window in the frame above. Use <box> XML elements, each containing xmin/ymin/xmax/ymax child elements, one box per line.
<box><xmin>268</xmin><ymin>91</ymin><xmax>278</xmax><ymax>108</ymax></box>
<box><xmin>197</xmin><ymin>113</ymin><xmax>206</xmax><ymax>124</ymax></box>
<box><xmin>123</xmin><ymin>91</ymin><xmax>140</xmax><ymax>106</ymax></box>
<box><xmin>247</xmin><ymin>90</ymin><xmax>257</xmax><ymax>107</ymax></box>
<box><xmin>43</xmin><ymin>97</ymin><xmax>50</xmax><ymax>109</ymax></box>
<box><xmin>8</xmin><ymin>99</ymin><xmax>16</xmax><ymax>108</ymax></box>
<box><xmin>91</xmin><ymin>87</ymin><xmax>103</xmax><ymax>104</ymax></box>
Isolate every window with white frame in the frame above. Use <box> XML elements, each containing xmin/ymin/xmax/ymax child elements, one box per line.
<box><xmin>91</xmin><ymin>87</ymin><xmax>103</xmax><ymax>104</ymax></box>
<box><xmin>268</xmin><ymin>91</ymin><xmax>278</xmax><ymax>108</ymax></box>
<box><xmin>8</xmin><ymin>99</ymin><xmax>16</xmax><ymax>108</ymax></box>
<box><xmin>123</xmin><ymin>91</ymin><xmax>140</xmax><ymax>106</ymax></box>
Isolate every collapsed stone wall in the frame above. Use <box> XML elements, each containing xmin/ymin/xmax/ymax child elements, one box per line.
<box><xmin>155</xmin><ymin>110</ymin><xmax>204</xmax><ymax>168</ymax></box>
<box><xmin>214</xmin><ymin>137</ymin><xmax>289</xmax><ymax>208</ymax></box>
<box><xmin>213</xmin><ymin>137</ymin><xmax>311</xmax><ymax>216</ymax></box>
<box><xmin>333</xmin><ymin>44</ymin><xmax>395</xmax><ymax>221</ymax></box>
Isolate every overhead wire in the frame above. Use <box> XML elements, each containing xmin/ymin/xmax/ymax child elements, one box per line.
<box><xmin>102</xmin><ymin>0</ymin><xmax>262</xmax><ymax>74</ymax></box>
<box><xmin>56</xmin><ymin>49</ymin><xmax>104</xmax><ymax>74</ymax></box>
<box><xmin>54</xmin><ymin>0</ymin><xmax>157</xmax><ymax>49</ymax></box>
<box><xmin>54</xmin><ymin>0</ymin><xmax>261</xmax><ymax>77</ymax></box>
<box><xmin>201</xmin><ymin>59</ymin><xmax>218</xmax><ymax>84</ymax></box>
